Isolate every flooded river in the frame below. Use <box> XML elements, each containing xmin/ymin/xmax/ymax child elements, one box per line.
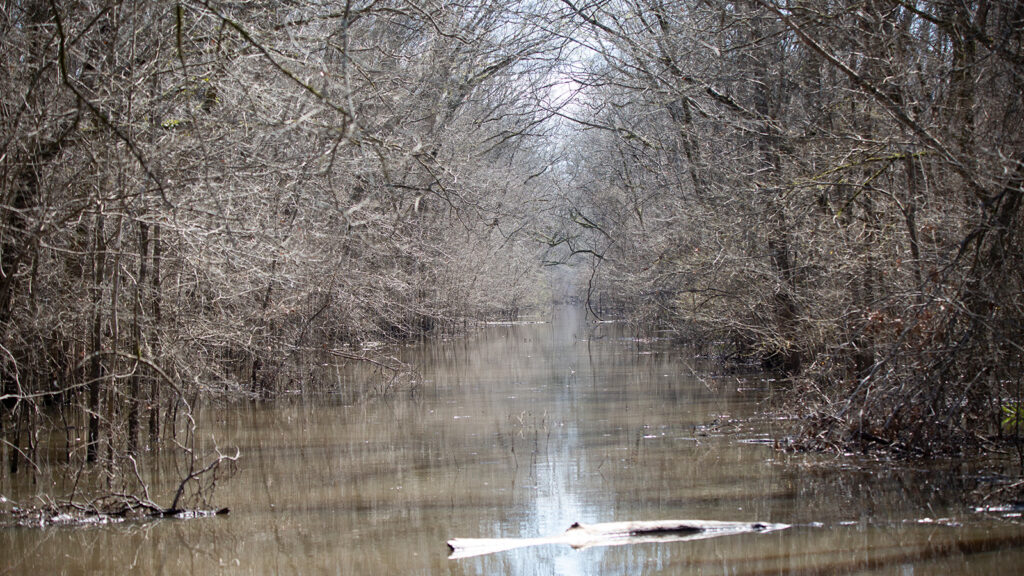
<box><xmin>4</xmin><ymin>308</ymin><xmax>1024</xmax><ymax>574</ymax></box>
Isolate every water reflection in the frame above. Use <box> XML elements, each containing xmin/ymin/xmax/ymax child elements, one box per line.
<box><xmin>3</xmin><ymin>308</ymin><xmax>1024</xmax><ymax>574</ymax></box>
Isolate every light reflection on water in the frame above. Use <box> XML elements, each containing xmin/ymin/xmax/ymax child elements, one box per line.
<box><xmin>3</xmin><ymin>307</ymin><xmax>1024</xmax><ymax>575</ymax></box>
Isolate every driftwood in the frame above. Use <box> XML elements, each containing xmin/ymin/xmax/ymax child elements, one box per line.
<box><xmin>2</xmin><ymin>504</ymin><xmax>230</xmax><ymax>528</ymax></box>
<box><xmin>447</xmin><ymin>519</ymin><xmax>789</xmax><ymax>559</ymax></box>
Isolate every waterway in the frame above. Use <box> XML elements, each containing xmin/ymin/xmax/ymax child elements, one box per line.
<box><xmin>3</xmin><ymin>308</ymin><xmax>1023</xmax><ymax>574</ymax></box>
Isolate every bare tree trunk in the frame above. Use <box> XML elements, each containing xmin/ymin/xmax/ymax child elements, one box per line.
<box><xmin>106</xmin><ymin>213</ymin><xmax>123</xmax><ymax>462</ymax></box>
<box><xmin>252</xmin><ymin>260</ymin><xmax>276</xmax><ymax>393</ymax></box>
<box><xmin>129</xmin><ymin>220</ymin><xmax>148</xmax><ymax>455</ymax></box>
<box><xmin>149</xmin><ymin>223</ymin><xmax>161</xmax><ymax>443</ymax></box>
<box><xmin>945</xmin><ymin>2</ymin><xmax>982</xmax><ymax>175</ymax></box>
<box><xmin>649</xmin><ymin>1</ymin><xmax>706</xmax><ymax>197</ymax></box>
<box><xmin>749</xmin><ymin>6</ymin><xmax>801</xmax><ymax>373</ymax></box>
<box><xmin>87</xmin><ymin>210</ymin><xmax>106</xmax><ymax>463</ymax></box>
<box><xmin>903</xmin><ymin>152</ymin><xmax>925</xmax><ymax>295</ymax></box>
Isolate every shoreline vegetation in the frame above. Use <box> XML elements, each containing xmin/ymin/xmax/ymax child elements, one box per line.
<box><xmin>2</xmin><ymin>1</ymin><xmax>1022</xmax><ymax>520</ymax></box>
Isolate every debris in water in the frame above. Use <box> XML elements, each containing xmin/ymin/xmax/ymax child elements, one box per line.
<box><xmin>447</xmin><ymin>519</ymin><xmax>789</xmax><ymax>559</ymax></box>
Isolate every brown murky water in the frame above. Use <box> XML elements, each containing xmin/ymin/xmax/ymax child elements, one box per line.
<box><xmin>3</xmin><ymin>308</ymin><xmax>1024</xmax><ymax>574</ymax></box>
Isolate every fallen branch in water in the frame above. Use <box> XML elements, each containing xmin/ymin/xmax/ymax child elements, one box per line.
<box><xmin>2</xmin><ymin>423</ymin><xmax>239</xmax><ymax>528</ymax></box>
<box><xmin>1</xmin><ymin>495</ymin><xmax>230</xmax><ymax>528</ymax></box>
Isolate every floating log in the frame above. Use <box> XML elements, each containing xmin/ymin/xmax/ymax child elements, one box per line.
<box><xmin>447</xmin><ymin>519</ymin><xmax>789</xmax><ymax>559</ymax></box>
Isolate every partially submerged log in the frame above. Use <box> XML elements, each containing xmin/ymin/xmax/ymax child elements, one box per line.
<box><xmin>2</xmin><ymin>504</ymin><xmax>230</xmax><ymax>528</ymax></box>
<box><xmin>447</xmin><ymin>519</ymin><xmax>789</xmax><ymax>559</ymax></box>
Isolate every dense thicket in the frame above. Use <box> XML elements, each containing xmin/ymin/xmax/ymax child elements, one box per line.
<box><xmin>549</xmin><ymin>0</ymin><xmax>1023</xmax><ymax>453</ymax></box>
<box><xmin>0</xmin><ymin>0</ymin><xmax>561</xmax><ymax>483</ymax></box>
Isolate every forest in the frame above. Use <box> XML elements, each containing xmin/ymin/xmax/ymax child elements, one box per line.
<box><xmin>1</xmin><ymin>0</ymin><xmax>1022</xmax><ymax>511</ymax></box>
